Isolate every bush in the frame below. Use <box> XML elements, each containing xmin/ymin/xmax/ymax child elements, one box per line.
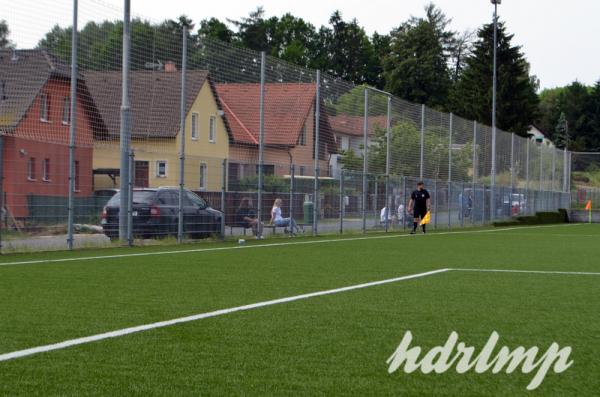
<box><xmin>493</xmin><ymin>210</ymin><xmax>569</xmax><ymax>227</ymax></box>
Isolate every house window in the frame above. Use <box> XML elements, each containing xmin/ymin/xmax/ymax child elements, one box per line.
<box><xmin>42</xmin><ymin>158</ymin><xmax>50</xmax><ymax>181</ymax></box>
<box><xmin>299</xmin><ymin>166</ymin><xmax>305</xmax><ymax>176</ymax></box>
<box><xmin>74</xmin><ymin>161</ymin><xmax>80</xmax><ymax>191</ymax></box>
<box><xmin>299</xmin><ymin>124</ymin><xmax>307</xmax><ymax>146</ymax></box>
<box><xmin>341</xmin><ymin>136</ymin><xmax>349</xmax><ymax>151</ymax></box>
<box><xmin>40</xmin><ymin>94</ymin><xmax>49</xmax><ymax>121</ymax></box>
<box><xmin>27</xmin><ymin>157</ymin><xmax>36</xmax><ymax>180</ymax></box>
<box><xmin>209</xmin><ymin>116</ymin><xmax>216</xmax><ymax>143</ymax></box>
<box><xmin>191</xmin><ymin>113</ymin><xmax>199</xmax><ymax>140</ymax></box>
<box><xmin>62</xmin><ymin>96</ymin><xmax>70</xmax><ymax>125</ymax></box>
<box><xmin>199</xmin><ymin>162</ymin><xmax>207</xmax><ymax>190</ymax></box>
<box><xmin>156</xmin><ymin>160</ymin><xmax>167</xmax><ymax>178</ymax></box>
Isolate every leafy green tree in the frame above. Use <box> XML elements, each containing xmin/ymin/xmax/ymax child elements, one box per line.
<box><xmin>383</xmin><ymin>4</ymin><xmax>453</xmax><ymax>109</ymax></box>
<box><xmin>1</xmin><ymin>20</ymin><xmax>13</xmax><ymax>48</ymax></box>
<box><xmin>450</xmin><ymin>21</ymin><xmax>539</xmax><ymax>136</ymax></box>
<box><xmin>197</xmin><ymin>18</ymin><xmax>234</xmax><ymax>43</ymax></box>
<box><xmin>332</xmin><ymin>85</ymin><xmax>389</xmax><ymax>116</ymax></box>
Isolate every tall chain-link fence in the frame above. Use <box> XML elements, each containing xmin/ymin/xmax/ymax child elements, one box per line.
<box><xmin>0</xmin><ymin>0</ymin><xmax>574</xmax><ymax>253</ymax></box>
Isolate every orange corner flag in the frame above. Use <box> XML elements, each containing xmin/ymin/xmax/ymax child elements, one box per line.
<box><xmin>420</xmin><ymin>211</ymin><xmax>431</xmax><ymax>226</ymax></box>
<box><xmin>585</xmin><ymin>200</ymin><xmax>592</xmax><ymax>211</ymax></box>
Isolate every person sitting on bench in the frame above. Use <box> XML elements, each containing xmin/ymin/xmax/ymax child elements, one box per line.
<box><xmin>236</xmin><ymin>197</ymin><xmax>263</xmax><ymax>239</ymax></box>
<box><xmin>270</xmin><ymin>198</ymin><xmax>300</xmax><ymax>236</ymax></box>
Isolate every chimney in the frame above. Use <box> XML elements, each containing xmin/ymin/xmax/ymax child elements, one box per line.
<box><xmin>164</xmin><ymin>61</ymin><xmax>177</xmax><ymax>73</ymax></box>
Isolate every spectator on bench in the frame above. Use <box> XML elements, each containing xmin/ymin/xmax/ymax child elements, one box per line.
<box><xmin>236</xmin><ymin>197</ymin><xmax>263</xmax><ymax>239</ymax></box>
<box><xmin>270</xmin><ymin>198</ymin><xmax>300</xmax><ymax>236</ymax></box>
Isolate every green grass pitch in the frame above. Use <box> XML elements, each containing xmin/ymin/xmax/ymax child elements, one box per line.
<box><xmin>0</xmin><ymin>224</ymin><xmax>599</xmax><ymax>396</ymax></box>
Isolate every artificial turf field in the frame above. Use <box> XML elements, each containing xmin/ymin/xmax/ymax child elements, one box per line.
<box><xmin>0</xmin><ymin>224</ymin><xmax>599</xmax><ymax>396</ymax></box>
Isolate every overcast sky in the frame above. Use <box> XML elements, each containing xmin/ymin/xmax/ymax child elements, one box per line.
<box><xmin>4</xmin><ymin>0</ymin><xmax>600</xmax><ymax>90</ymax></box>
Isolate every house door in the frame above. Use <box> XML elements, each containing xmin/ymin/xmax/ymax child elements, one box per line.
<box><xmin>134</xmin><ymin>161</ymin><xmax>149</xmax><ymax>188</ymax></box>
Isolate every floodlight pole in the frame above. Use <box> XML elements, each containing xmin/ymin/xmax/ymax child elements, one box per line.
<box><xmin>490</xmin><ymin>0</ymin><xmax>500</xmax><ymax>221</ymax></box>
<box><xmin>119</xmin><ymin>0</ymin><xmax>131</xmax><ymax>244</ymax></box>
<box><xmin>362</xmin><ymin>88</ymin><xmax>369</xmax><ymax>233</ymax></box>
<box><xmin>67</xmin><ymin>0</ymin><xmax>78</xmax><ymax>250</ymax></box>
<box><xmin>385</xmin><ymin>95</ymin><xmax>392</xmax><ymax>232</ymax></box>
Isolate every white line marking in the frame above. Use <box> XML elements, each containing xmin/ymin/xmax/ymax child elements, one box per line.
<box><xmin>0</xmin><ymin>268</ymin><xmax>450</xmax><ymax>362</ymax></box>
<box><xmin>453</xmin><ymin>268</ymin><xmax>600</xmax><ymax>276</ymax></box>
<box><xmin>0</xmin><ymin>224</ymin><xmax>580</xmax><ymax>267</ymax></box>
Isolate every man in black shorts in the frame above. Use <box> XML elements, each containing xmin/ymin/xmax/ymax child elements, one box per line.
<box><xmin>407</xmin><ymin>181</ymin><xmax>431</xmax><ymax>234</ymax></box>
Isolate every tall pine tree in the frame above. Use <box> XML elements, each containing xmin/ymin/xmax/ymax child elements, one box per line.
<box><xmin>450</xmin><ymin>22</ymin><xmax>538</xmax><ymax>136</ymax></box>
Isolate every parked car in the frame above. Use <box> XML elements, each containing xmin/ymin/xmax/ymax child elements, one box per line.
<box><xmin>94</xmin><ymin>189</ymin><xmax>119</xmax><ymax>207</ymax></box>
<box><xmin>503</xmin><ymin>193</ymin><xmax>527</xmax><ymax>216</ymax></box>
<box><xmin>101</xmin><ymin>187</ymin><xmax>222</xmax><ymax>240</ymax></box>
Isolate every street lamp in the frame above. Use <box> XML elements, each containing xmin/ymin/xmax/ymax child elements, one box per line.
<box><xmin>490</xmin><ymin>0</ymin><xmax>500</xmax><ymax>221</ymax></box>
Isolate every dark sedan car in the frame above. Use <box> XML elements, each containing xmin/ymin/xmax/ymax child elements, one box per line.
<box><xmin>101</xmin><ymin>187</ymin><xmax>222</xmax><ymax>239</ymax></box>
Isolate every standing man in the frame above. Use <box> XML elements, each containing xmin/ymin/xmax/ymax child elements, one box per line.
<box><xmin>407</xmin><ymin>181</ymin><xmax>431</xmax><ymax>234</ymax></box>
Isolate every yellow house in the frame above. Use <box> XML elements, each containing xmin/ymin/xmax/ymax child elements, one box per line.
<box><xmin>85</xmin><ymin>67</ymin><xmax>230</xmax><ymax>192</ymax></box>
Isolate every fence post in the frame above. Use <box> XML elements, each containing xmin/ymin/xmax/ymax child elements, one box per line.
<box><xmin>448</xmin><ymin>113</ymin><xmax>453</xmax><ymax>229</ymax></box>
<box><xmin>290</xmin><ymin>163</ymin><xmax>295</xmax><ymax>234</ymax></box>
<box><xmin>67</xmin><ymin>0</ymin><xmax>78</xmax><ymax>250</ymax></box>
<box><xmin>539</xmin><ymin>145</ymin><xmax>544</xmax><ymax>192</ymax></box>
<box><xmin>402</xmin><ymin>176</ymin><xmax>407</xmax><ymax>231</ymax></box>
<box><xmin>420</xmin><ymin>104</ymin><xmax>425</xmax><ymax>180</ymax></box>
<box><xmin>434</xmin><ymin>179</ymin><xmax>438</xmax><ymax>230</ymax></box>
<box><xmin>472</xmin><ymin>121</ymin><xmax>477</xmax><ymax>224</ymax></box>
<box><xmin>119</xmin><ymin>0</ymin><xmax>131</xmax><ymax>244</ymax></box>
<box><xmin>257</xmin><ymin>51</ymin><xmax>266</xmax><ymax>227</ymax></box>
<box><xmin>362</xmin><ymin>88</ymin><xmax>369</xmax><ymax>233</ymax></box>
<box><xmin>461</xmin><ymin>181</ymin><xmax>465</xmax><ymax>227</ymax></box>
<box><xmin>510</xmin><ymin>133</ymin><xmax>515</xmax><ymax>191</ymax></box>
<box><xmin>552</xmin><ymin>148</ymin><xmax>557</xmax><ymax>192</ymax></box>
<box><xmin>313</xmin><ymin>70</ymin><xmax>321</xmax><ymax>236</ymax></box>
<box><xmin>385</xmin><ymin>95</ymin><xmax>392</xmax><ymax>232</ymax></box>
<box><xmin>127</xmin><ymin>149</ymin><xmax>134</xmax><ymax>246</ymax></box>
<box><xmin>177</xmin><ymin>25</ymin><xmax>188</xmax><ymax>243</ymax></box>
<box><xmin>0</xmin><ymin>135</ymin><xmax>3</xmax><ymax>252</ymax></box>
<box><xmin>339</xmin><ymin>170</ymin><xmax>344</xmax><ymax>234</ymax></box>
<box><xmin>562</xmin><ymin>148</ymin><xmax>568</xmax><ymax>192</ymax></box>
<box><xmin>220</xmin><ymin>159</ymin><xmax>226</xmax><ymax>240</ymax></box>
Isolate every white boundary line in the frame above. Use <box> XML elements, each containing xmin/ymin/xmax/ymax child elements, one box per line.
<box><xmin>453</xmin><ymin>268</ymin><xmax>600</xmax><ymax>276</ymax></box>
<box><xmin>1</xmin><ymin>265</ymin><xmax>599</xmax><ymax>363</ymax></box>
<box><xmin>0</xmin><ymin>268</ymin><xmax>450</xmax><ymax>362</ymax></box>
<box><xmin>0</xmin><ymin>224</ymin><xmax>582</xmax><ymax>267</ymax></box>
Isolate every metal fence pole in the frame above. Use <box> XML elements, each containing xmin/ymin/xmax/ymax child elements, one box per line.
<box><xmin>362</xmin><ymin>88</ymin><xmax>369</xmax><ymax>233</ymax></box>
<box><xmin>257</xmin><ymin>51</ymin><xmax>266</xmax><ymax>227</ymax></box>
<box><xmin>177</xmin><ymin>25</ymin><xmax>188</xmax><ymax>243</ymax></box>
<box><xmin>339</xmin><ymin>170</ymin><xmax>344</xmax><ymax>234</ymax></box>
<box><xmin>385</xmin><ymin>96</ymin><xmax>392</xmax><ymax>232</ymax></box>
<box><xmin>67</xmin><ymin>0</ymin><xmax>78</xmax><ymax>250</ymax></box>
<box><xmin>448</xmin><ymin>113</ymin><xmax>453</xmax><ymax>229</ymax></box>
<box><xmin>510</xmin><ymin>133</ymin><xmax>515</xmax><ymax>190</ymax></box>
<box><xmin>118</xmin><ymin>0</ymin><xmax>131</xmax><ymax>244</ymax></box>
<box><xmin>526</xmin><ymin>139</ymin><xmax>530</xmax><ymax>215</ymax></box>
<box><xmin>220</xmin><ymin>159</ymin><xmax>226</xmax><ymax>240</ymax></box>
<box><xmin>420</xmin><ymin>104</ymin><xmax>425</xmax><ymax>180</ymax></box>
<box><xmin>433</xmin><ymin>179</ymin><xmax>438</xmax><ymax>229</ymax></box>
<box><xmin>127</xmin><ymin>149</ymin><xmax>134</xmax><ymax>246</ymax></box>
<box><xmin>461</xmin><ymin>182</ymin><xmax>465</xmax><ymax>227</ymax></box>
<box><xmin>472</xmin><ymin>121</ymin><xmax>477</xmax><ymax>224</ymax></box>
<box><xmin>402</xmin><ymin>176</ymin><xmax>407</xmax><ymax>231</ymax></box>
<box><xmin>290</xmin><ymin>163</ymin><xmax>295</xmax><ymax>233</ymax></box>
<box><xmin>0</xmin><ymin>135</ymin><xmax>3</xmax><ymax>252</ymax></box>
<box><xmin>313</xmin><ymin>70</ymin><xmax>321</xmax><ymax>236</ymax></box>
<box><xmin>552</xmin><ymin>148</ymin><xmax>557</xmax><ymax>192</ymax></box>
<box><xmin>539</xmin><ymin>145</ymin><xmax>543</xmax><ymax>192</ymax></box>
<box><xmin>563</xmin><ymin>148</ymin><xmax>568</xmax><ymax>192</ymax></box>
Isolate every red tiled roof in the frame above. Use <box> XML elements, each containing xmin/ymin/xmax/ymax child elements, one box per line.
<box><xmin>329</xmin><ymin>114</ymin><xmax>388</xmax><ymax>137</ymax></box>
<box><xmin>215</xmin><ymin>83</ymin><xmax>333</xmax><ymax>149</ymax></box>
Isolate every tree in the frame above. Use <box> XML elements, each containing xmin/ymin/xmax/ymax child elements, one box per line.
<box><xmin>332</xmin><ymin>85</ymin><xmax>389</xmax><ymax>116</ymax></box>
<box><xmin>1</xmin><ymin>19</ymin><xmax>13</xmax><ymax>48</ymax></box>
<box><xmin>197</xmin><ymin>18</ymin><xmax>234</xmax><ymax>43</ymax></box>
<box><xmin>450</xmin><ymin>21</ymin><xmax>539</xmax><ymax>136</ymax></box>
<box><xmin>383</xmin><ymin>4</ymin><xmax>453</xmax><ymax>109</ymax></box>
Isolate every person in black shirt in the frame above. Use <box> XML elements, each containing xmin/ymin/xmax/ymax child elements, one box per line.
<box><xmin>407</xmin><ymin>181</ymin><xmax>431</xmax><ymax>234</ymax></box>
<box><xmin>236</xmin><ymin>197</ymin><xmax>263</xmax><ymax>239</ymax></box>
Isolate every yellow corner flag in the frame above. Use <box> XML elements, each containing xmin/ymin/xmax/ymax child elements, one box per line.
<box><xmin>585</xmin><ymin>200</ymin><xmax>592</xmax><ymax>210</ymax></box>
<box><xmin>420</xmin><ymin>211</ymin><xmax>431</xmax><ymax>226</ymax></box>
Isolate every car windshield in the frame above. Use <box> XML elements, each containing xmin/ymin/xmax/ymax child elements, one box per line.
<box><xmin>106</xmin><ymin>191</ymin><xmax>156</xmax><ymax>206</ymax></box>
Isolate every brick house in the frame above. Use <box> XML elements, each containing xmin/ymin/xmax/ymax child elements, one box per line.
<box><xmin>214</xmin><ymin>83</ymin><xmax>336</xmax><ymax>187</ymax></box>
<box><xmin>0</xmin><ymin>49</ymin><xmax>96</xmax><ymax>218</ymax></box>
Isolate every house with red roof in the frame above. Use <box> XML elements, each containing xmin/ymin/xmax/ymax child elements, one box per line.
<box><xmin>0</xmin><ymin>49</ymin><xmax>97</xmax><ymax>218</ymax></box>
<box><xmin>328</xmin><ymin>114</ymin><xmax>387</xmax><ymax>178</ymax></box>
<box><xmin>215</xmin><ymin>83</ymin><xmax>335</xmax><ymax>186</ymax></box>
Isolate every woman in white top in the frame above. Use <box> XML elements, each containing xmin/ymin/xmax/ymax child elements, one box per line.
<box><xmin>270</xmin><ymin>198</ymin><xmax>300</xmax><ymax>235</ymax></box>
